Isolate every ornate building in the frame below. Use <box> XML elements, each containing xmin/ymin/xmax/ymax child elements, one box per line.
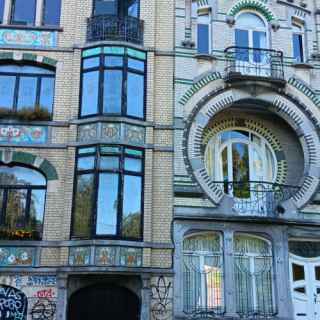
<box><xmin>174</xmin><ymin>0</ymin><xmax>320</xmax><ymax>319</ymax></box>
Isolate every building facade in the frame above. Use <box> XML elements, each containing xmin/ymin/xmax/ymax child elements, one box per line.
<box><xmin>174</xmin><ymin>0</ymin><xmax>320</xmax><ymax>320</ymax></box>
<box><xmin>0</xmin><ymin>1</ymin><xmax>175</xmax><ymax>320</ymax></box>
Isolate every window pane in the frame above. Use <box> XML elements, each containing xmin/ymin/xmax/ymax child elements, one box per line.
<box><xmin>292</xmin><ymin>264</ymin><xmax>305</xmax><ymax>281</ymax></box>
<box><xmin>83</xmin><ymin>57</ymin><xmax>100</xmax><ymax>70</ymax></box>
<box><xmin>78</xmin><ymin>156</ymin><xmax>95</xmax><ymax>171</ymax></box>
<box><xmin>103</xmin><ymin>70</ymin><xmax>122</xmax><ymax>114</ymax></box>
<box><xmin>235</xmin><ymin>29</ymin><xmax>249</xmax><ymax>61</ymax></box>
<box><xmin>78</xmin><ymin>146</ymin><xmax>96</xmax><ymax>155</ymax></box>
<box><xmin>0</xmin><ymin>0</ymin><xmax>4</xmax><ymax>23</ymax></box>
<box><xmin>124</xmin><ymin>158</ymin><xmax>142</xmax><ymax>172</ymax></box>
<box><xmin>122</xmin><ymin>175</ymin><xmax>142</xmax><ymax>238</ymax></box>
<box><xmin>232</xmin><ymin>143</ymin><xmax>249</xmax><ymax>182</ymax></box>
<box><xmin>5</xmin><ymin>189</ymin><xmax>27</xmax><ymax>229</ymax></box>
<box><xmin>39</xmin><ymin>77</ymin><xmax>54</xmax><ymax>112</ymax></box>
<box><xmin>0</xmin><ymin>166</ymin><xmax>46</xmax><ymax>186</ymax></box>
<box><xmin>293</xmin><ymin>34</ymin><xmax>304</xmax><ymax>62</ymax></box>
<box><xmin>17</xmin><ymin>77</ymin><xmax>37</xmax><ymax>109</ymax></box>
<box><xmin>236</xmin><ymin>13</ymin><xmax>265</xmax><ymax>29</ymax></box>
<box><xmin>73</xmin><ymin>174</ymin><xmax>94</xmax><ymax>238</ymax></box>
<box><xmin>96</xmin><ymin>173</ymin><xmax>119</xmax><ymax>235</ymax></box>
<box><xmin>0</xmin><ymin>75</ymin><xmax>16</xmax><ymax>109</ymax></box>
<box><xmin>94</xmin><ymin>0</ymin><xmax>118</xmax><ymax>15</ymax></box>
<box><xmin>105</xmin><ymin>56</ymin><xmax>123</xmax><ymax>67</ymax></box>
<box><xmin>100</xmin><ymin>156</ymin><xmax>119</xmax><ymax>170</ymax></box>
<box><xmin>127</xmin><ymin>72</ymin><xmax>144</xmax><ymax>118</ymax></box>
<box><xmin>43</xmin><ymin>0</ymin><xmax>61</xmax><ymax>26</ymax></box>
<box><xmin>81</xmin><ymin>71</ymin><xmax>99</xmax><ymax>116</ymax></box>
<box><xmin>253</xmin><ymin>31</ymin><xmax>267</xmax><ymax>62</ymax></box>
<box><xmin>128</xmin><ymin>58</ymin><xmax>144</xmax><ymax>71</ymax></box>
<box><xmin>11</xmin><ymin>0</ymin><xmax>36</xmax><ymax>25</ymax></box>
<box><xmin>127</xmin><ymin>0</ymin><xmax>139</xmax><ymax>17</ymax></box>
<box><xmin>125</xmin><ymin>148</ymin><xmax>143</xmax><ymax>157</ymax></box>
<box><xmin>0</xmin><ymin>65</ymin><xmax>54</xmax><ymax>74</ymax></box>
<box><xmin>198</xmin><ymin>23</ymin><xmax>209</xmax><ymax>54</ymax></box>
<box><xmin>27</xmin><ymin>189</ymin><xmax>45</xmax><ymax>234</ymax></box>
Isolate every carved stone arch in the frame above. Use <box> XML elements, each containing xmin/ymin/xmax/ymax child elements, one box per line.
<box><xmin>0</xmin><ymin>149</ymin><xmax>58</xmax><ymax>181</ymax></box>
<box><xmin>183</xmin><ymin>85</ymin><xmax>320</xmax><ymax>212</ymax></box>
<box><xmin>0</xmin><ymin>51</ymin><xmax>58</xmax><ymax>68</ymax></box>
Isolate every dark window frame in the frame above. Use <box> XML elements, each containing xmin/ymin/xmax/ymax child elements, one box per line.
<box><xmin>0</xmin><ymin>163</ymin><xmax>47</xmax><ymax>240</ymax></box>
<box><xmin>80</xmin><ymin>48</ymin><xmax>146</xmax><ymax>120</ymax></box>
<box><xmin>10</xmin><ymin>0</ymin><xmax>37</xmax><ymax>26</ymax></box>
<box><xmin>42</xmin><ymin>0</ymin><xmax>62</xmax><ymax>26</ymax></box>
<box><xmin>92</xmin><ymin>0</ymin><xmax>140</xmax><ymax>18</ymax></box>
<box><xmin>0</xmin><ymin>63</ymin><xmax>55</xmax><ymax>115</ymax></box>
<box><xmin>71</xmin><ymin>145</ymin><xmax>144</xmax><ymax>241</ymax></box>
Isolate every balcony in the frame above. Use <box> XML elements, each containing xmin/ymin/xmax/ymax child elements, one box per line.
<box><xmin>86</xmin><ymin>15</ymin><xmax>144</xmax><ymax>45</ymax></box>
<box><xmin>224</xmin><ymin>47</ymin><xmax>285</xmax><ymax>85</ymax></box>
<box><xmin>216</xmin><ymin>181</ymin><xmax>300</xmax><ymax>217</ymax></box>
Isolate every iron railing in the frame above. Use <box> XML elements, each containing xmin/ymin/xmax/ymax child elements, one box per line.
<box><xmin>86</xmin><ymin>15</ymin><xmax>144</xmax><ymax>44</ymax></box>
<box><xmin>224</xmin><ymin>47</ymin><xmax>284</xmax><ymax>81</ymax></box>
<box><xmin>214</xmin><ymin>181</ymin><xmax>300</xmax><ymax>216</ymax></box>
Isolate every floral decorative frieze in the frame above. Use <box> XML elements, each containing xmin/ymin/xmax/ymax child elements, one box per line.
<box><xmin>0</xmin><ymin>29</ymin><xmax>57</xmax><ymax>47</ymax></box>
<box><xmin>0</xmin><ymin>125</ymin><xmax>48</xmax><ymax>144</ymax></box>
<box><xmin>78</xmin><ymin>122</ymin><xmax>145</xmax><ymax>145</ymax></box>
<box><xmin>0</xmin><ymin>247</ymin><xmax>36</xmax><ymax>266</ymax></box>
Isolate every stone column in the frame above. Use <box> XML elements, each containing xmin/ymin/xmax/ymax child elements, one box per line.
<box><xmin>223</xmin><ymin>230</ymin><xmax>237</xmax><ymax>317</ymax></box>
<box><xmin>56</xmin><ymin>273</ymin><xmax>68</xmax><ymax>320</ymax></box>
<box><xmin>140</xmin><ymin>274</ymin><xmax>151</xmax><ymax>320</ymax></box>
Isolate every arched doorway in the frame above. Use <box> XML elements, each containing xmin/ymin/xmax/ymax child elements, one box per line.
<box><xmin>68</xmin><ymin>285</ymin><xmax>140</xmax><ymax>320</ymax></box>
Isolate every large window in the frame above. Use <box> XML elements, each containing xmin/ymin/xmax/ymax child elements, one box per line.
<box><xmin>0</xmin><ymin>0</ymin><xmax>61</xmax><ymax>26</ymax></box>
<box><xmin>0</xmin><ymin>165</ymin><xmax>46</xmax><ymax>240</ymax></box>
<box><xmin>93</xmin><ymin>0</ymin><xmax>139</xmax><ymax>18</ymax></box>
<box><xmin>72</xmin><ymin>145</ymin><xmax>144</xmax><ymax>240</ymax></box>
<box><xmin>0</xmin><ymin>64</ymin><xmax>55</xmax><ymax>117</ymax></box>
<box><xmin>234</xmin><ymin>234</ymin><xmax>275</xmax><ymax>317</ymax></box>
<box><xmin>183</xmin><ymin>233</ymin><xmax>224</xmax><ymax>315</ymax></box>
<box><xmin>80</xmin><ymin>46</ymin><xmax>146</xmax><ymax>119</ymax></box>
<box><xmin>292</xmin><ymin>23</ymin><xmax>304</xmax><ymax>62</ymax></box>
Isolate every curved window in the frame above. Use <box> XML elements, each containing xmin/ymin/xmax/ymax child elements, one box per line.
<box><xmin>183</xmin><ymin>233</ymin><xmax>224</xmax><ymax>315</ymax></box>
<box><xmin>0</xmin><ymin>64</ymin><xmax>55</xmax><ymax>118</ymax></box>
<box><xmin>0</xmin><ymin>165</ymin><xmax>46</xmax><ymax>240</ymax></box>
<box><xmin>234</xmin><ymin>234</ymin><xmax>275</xmax><ymax>317</ymax></box>
<box><xmin>80</xmin><ymin>46</ymin><xmax>146</xmax><ymax>119</ymax></box>
<box><xmin>72</xmin><ymin>145</ymin><xmax>143</xmax><ymax>239</ymax></box>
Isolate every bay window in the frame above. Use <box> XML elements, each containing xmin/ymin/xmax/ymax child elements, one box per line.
<box><xmin>80</xmin><ymin>46</ymin><xmax>146</xmax><ymax>119</ymax></box>
<box><xmin>0</xmin><ymin>165</ymin><xmax>46</xmax><ymax>240</ymax></box>
<box><xmin>72</xmin><ymin>145</ymin><xmax>144</xmax><ymax>240</ymax></box>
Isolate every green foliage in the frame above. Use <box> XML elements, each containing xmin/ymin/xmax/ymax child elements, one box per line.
<box><xmin>0</xmin><ymin>106</ymin><xmax>51</xmax><ymax>121</ymax></box>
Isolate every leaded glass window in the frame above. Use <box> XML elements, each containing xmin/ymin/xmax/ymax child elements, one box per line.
<box><xmin>183</xmin><ymin>233</ymin><xmax>224</xmax><ymax>316</ymax></box>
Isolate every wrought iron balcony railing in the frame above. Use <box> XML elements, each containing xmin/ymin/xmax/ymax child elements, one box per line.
<box><xmin>215</xmin><ymin>181</ymin><xmax>300</xmax><ymax>217</ymax></box>
<box><xmin>86</xmin><ymin>15</ymin><xmax>144</xmax><ymax>45</ymax></box>
<box><xmin>224</xmin><ymin>47</ymin><xmax>284</xmax><ymax>82</ymax></box>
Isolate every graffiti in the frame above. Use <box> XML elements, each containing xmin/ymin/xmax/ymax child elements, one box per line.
<box><xmin>30</xmin><ymin>299</ymin><xmax>56</xmax><ymax>320</ymax></box>
<box><xmin>151</xmin><ymin>276</ymin><xmax>172</xmax><ymax>320</ymax></box>
<box><xmin>34</xmin><ymin>289</ymin><xmax>55</xmax><ymax>299</ymax></box>
<box><xmin>0</xmin><ymin>285</ymin><xmax>27</xmax><ymax>320</ymax></box>
<box><xmin>26</xmin><ymin>276</ymin><xmax>56</xmax><ymax>287</ymax></box>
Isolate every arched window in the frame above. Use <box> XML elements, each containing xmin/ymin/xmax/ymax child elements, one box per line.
<box><xmin>0</xmin><ymin>64</ymin><xmax>55</xmax><ymax>119</ymax></box>
<box><xmin>234</xmin><ymin>234</ymin><xmax>275</xmax><ymax>317</ymax></box>
<box><xmin>0</xmin><ymin>165</ymin><xmax>46</xmax><ymax>240</ymax></box>
<box><xmin>183</xmin><ymin>233</ymin><xmax>224</xmax><ymax>316</ymax></box>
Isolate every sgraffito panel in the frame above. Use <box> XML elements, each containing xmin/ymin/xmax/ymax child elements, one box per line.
<box><xmin>0</xmin><ymin>247</ymin><xmax>36</xmax><ymax>267</ymax></box>
<box><xmin>0</xmin><ymin>29</ymin><xmax>57</xmax><ymax>47</ymax></box>
<box><xmin>0</xmin><ymin>126</ymin><xmax>48</xmax><ymax>144</ymax></box>
<box><xmin>0</xmin><ymin>275</ymin><xmax>57</xmax><ymax>320</ymax></box>
<box><xmin>68</xmin><ymin>247</ymin><xmax>91</xmax><ymax>266</ymax></box>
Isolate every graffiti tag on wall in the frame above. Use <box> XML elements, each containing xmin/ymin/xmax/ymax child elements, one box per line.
<box><xmin>151</xmin><ymin>276</ymin><xmax>172</xmax><ymax>320</ymax></box>
<box><xmin>30</xmin><ymin>298</ymin><xmax>56</xmax><ymax>320</ymax></box>
<box><xmin>0</xmin><ymin>285</ymin><xmax>28</xmax><ymax>320</ymax></box>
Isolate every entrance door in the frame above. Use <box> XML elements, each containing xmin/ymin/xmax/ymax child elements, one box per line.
<box><xmin>290</xmin><ymin>255</ymin><xmax>320</xmax><ymax>320</ymax></box>
<box><xmin>68</xmin><ymin>285</ymin><xmax>140</xmax><ymax>320</ymax></box>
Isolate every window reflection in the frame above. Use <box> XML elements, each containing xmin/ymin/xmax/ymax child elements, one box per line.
<box><xmin>11</xmin><ymin>0</ymin><xmax>36</xmax><ymax>25</ymax></box>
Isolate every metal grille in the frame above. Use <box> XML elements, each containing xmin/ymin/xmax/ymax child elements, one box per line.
<box><xmin>86</xmin><ymin>15</ymin><xmax>144</xmax><ymax>44</ymax></box>
<box><xmin>224</xmin><ymin>47</ymin><xmax>284</xmax><ymax>81</ymax></box>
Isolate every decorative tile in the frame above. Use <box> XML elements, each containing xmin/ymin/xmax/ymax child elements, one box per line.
<box><xmin>101</xmin><ymin>123</ymin><xmax>121</xmax><ymax>141</ymax></box>
<box><xmin>0</xmin><ymin>29</ymin><xmax>57</xmax><ymax>47</ymax></box>
<box><xmin>0</xmin><ymin>247</ymin><xmax>36</xmax><ymax>266</ymax></box>
<box><xmin>120</xmin><ymin>247</ymin><xmax>142</xmax><ymax>267</ymax></box>
<box><xmin>78</xmin><ymin>123</ymin><xmax>98</xmax><ymax>142</ymax></box>
<box><xmin>95</xmin><ymin>247</ymin><xmax>117</xmax><ymax>266</ymax></box>
<box><xmin>124</xmin><ymin>124</ymin><xmax>145</xmax><ymax>145</ymax></box>
<box><xmin>68</xmin><ymin>247</ymin><xmax>90</xmax><ymax>266</ymax></box>
<box><xmin>0</xmin><ymin>125</ymin><xmax>48</xmax><ymax>144</ymax></box>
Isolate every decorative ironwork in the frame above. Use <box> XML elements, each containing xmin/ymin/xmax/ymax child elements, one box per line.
<box><xmin>224</xmin><ymin>47</ymin><xmax>284</xmax><ymax>82</ymax></box>
<box><xmin>214</xmin><ymin>181</ymin><xmax>300</xmax><ymax>216</ymax></box>
<box><xmin>86</xmin><ymin>15</ymin><xmax>144</xmax><ymax>45</ymax></box>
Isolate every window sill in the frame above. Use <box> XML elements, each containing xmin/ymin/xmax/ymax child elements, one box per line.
<box><xmin>0</xmin><ymin>24</ymin><xmax>63</xmax><ymax>32</ymax></box>
<box><xmin>292</xmin><ymin>62</ymin><xmax>314</xmax><ymax>69</ymax></box>
<box><xmin>193</xmin><ymin>53</ymin><xmax>217</xmax><ymax>61</ymax></box>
